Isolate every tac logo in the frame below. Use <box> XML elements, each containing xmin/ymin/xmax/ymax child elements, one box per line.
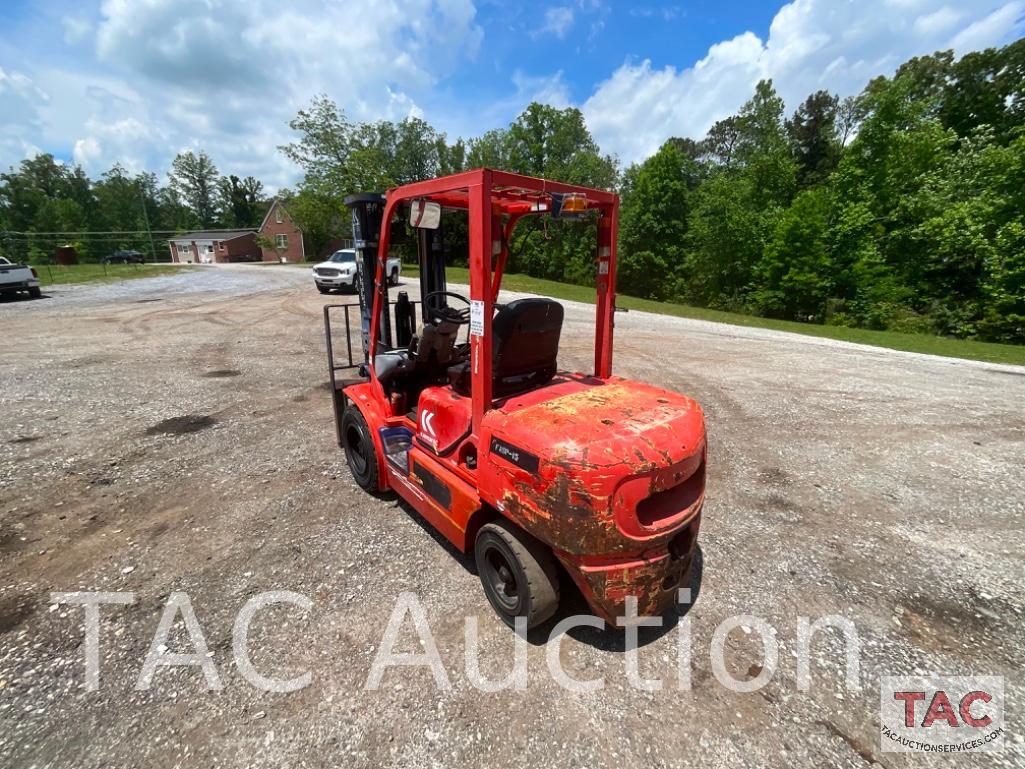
<box><xmin>880</xmin><ymin>676</ymin><xmax>1005</xmax><ymax>753</ymax></box>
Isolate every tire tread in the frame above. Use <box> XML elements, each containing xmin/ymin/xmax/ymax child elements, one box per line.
<box><xmin>477</xmin><ymin>518</ymin><xmax>560</xmax><ymax>628</ymax></box>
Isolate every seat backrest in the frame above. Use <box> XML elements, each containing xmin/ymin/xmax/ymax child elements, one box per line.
<box><xmin>491</xmin><ymin>298</ymin><xmax>564</xmax><ymax>395</ymax></box>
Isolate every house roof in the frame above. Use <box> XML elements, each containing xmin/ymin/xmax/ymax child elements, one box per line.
<box><xmin>168</xmin><ymin>229</ymin><xmax>255</xmax><ymax>242</ymax></box>
<box><xmin>258</xmin><ymin>198</ymin><xmax>295</xmax><ymax>232</ymax></box>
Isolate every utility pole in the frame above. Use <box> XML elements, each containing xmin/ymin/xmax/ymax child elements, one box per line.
<box><xmin>140</xmin><ymin>189</ymin><xmax>157</xmax><ymax>262</ymax></box>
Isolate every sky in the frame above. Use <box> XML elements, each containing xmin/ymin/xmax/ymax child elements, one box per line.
<box><xmin>0</xmin><ymin>0</ymin><xmax>1022</xmax><ymax>191</ymax></box>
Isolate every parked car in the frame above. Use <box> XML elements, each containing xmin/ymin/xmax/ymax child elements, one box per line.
<box><xmin>0</xmin><ymin>257</ymin><xmax>42</xmax><ymax>299</ymax></box>
<box><xmin>104</xmin><ymin>250</ymin><xmax>145</xmax><ymax>264</ymax></box>
<box><xmin>312</xmin><ymin>249</ymin><xmax>401</xmax><ymax>293</ymax></box>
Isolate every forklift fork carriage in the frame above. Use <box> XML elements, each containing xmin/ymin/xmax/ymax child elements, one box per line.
<box><xmin>324</xmin><ymin>168</ymin><xmax>706</xmax><ymax>627</ymax></box>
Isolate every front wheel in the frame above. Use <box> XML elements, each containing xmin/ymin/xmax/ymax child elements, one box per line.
<box><xmin>340</xmin><ymin>405</ymin><xmax>379</xmax><ymax>492</ymax></box>
<box><xmin>317</xmin><ymin>285</ymin><xmax>331</xmax><ymax>294</ymax></box>
<box><xmin>475</xmin><ymin>519</ymin><xmax>560</xmax><ymax>629</ymax></box>
<box><xmin>389</xmin><ymin>268</ymin><xmax>399</xmax><ymax>286</ymax></box>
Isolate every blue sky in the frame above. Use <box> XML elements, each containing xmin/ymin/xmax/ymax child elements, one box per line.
<box><xmin>0</xmin><ymin>1</ymin><xmax>1022</xmax><ymax>190</ymax></box>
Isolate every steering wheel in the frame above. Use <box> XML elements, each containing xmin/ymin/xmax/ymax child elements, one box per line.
<box><xmin>424</xmin><ymin>290</ymin><xmax>471</xmax><ymax>325</ymax></box>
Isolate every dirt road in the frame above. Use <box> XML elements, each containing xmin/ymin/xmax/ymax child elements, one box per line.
<box><xmin>1</xmin><ymin>265</ymin><xmax>1022</xmax><ymax>768</ymax></box>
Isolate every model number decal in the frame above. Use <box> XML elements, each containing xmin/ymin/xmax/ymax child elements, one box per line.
<box><xmin>489</xmin><ymin>437</ymin><xmax>540</xmax><ymax>474</ymax></box>
<box><xmin>469</xmin><ymin>300</ymin><xmax>484</xmax><ymax>337</ymax></box>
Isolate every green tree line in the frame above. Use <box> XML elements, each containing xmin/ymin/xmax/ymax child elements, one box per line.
<box><xmin>3</xmin><ymin>39</ymin><xmax>1022</xmax><ymax>343</ymax></box>
<box><xmin>619</xmin><ymin>41</ymin><xmax>1025</xmax><ymax>344</ymax></box>
<box><xmin>0</xmin><ymin>150</ymin><xmax>265</xmax><ymax>263</ymax></box>
<box><xmin>280</xmin><ymin>40</ymin><xmax>1025</xmax><ymax>344</ymax></box>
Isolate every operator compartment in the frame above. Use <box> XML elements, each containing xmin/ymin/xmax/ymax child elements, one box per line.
<box><xmin>479</xmin><ymin>375</ymin><xmax>706</xmax><ymax>556</ymax></box>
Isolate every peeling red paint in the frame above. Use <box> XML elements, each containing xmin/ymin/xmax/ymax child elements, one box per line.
<box><xmin>479</xmin><ymin>374</ymin><xmax>705</xmax><ymax>619</ymax></box>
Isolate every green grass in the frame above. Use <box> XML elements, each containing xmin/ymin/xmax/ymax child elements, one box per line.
<box><xmin>35</xmin><ymin>263</ymin><xmax>194</xmax><ymax>287</ymax></box>
<box><xmin>402</xmin><ymin>265</ymin><xmax>1025</xmax><ymax>366</ymax></box>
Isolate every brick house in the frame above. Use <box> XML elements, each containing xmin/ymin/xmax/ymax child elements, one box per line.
<box><xmin>258</xmin><ymin>198</ymin><xmax>306</xmax><ymax>263</ymax></box>
<box><xmin>168</xmin><ymin>230</ymin><xmax>260</xmax><ymax>264</ymax></box>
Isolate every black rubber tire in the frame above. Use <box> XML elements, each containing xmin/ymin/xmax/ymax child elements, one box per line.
<box><xmin>340</xmin><ymin>405</ymin><xmax>378</xmax><ymax>492</ymax></box>
<box><xmin>317</xmin><ymin>285</ymin><xmax>331</xmax><ymax>294</ymax></box>
<box><xmin>475</xmin><ymin>519</ymin><xmax>560</xmax><ymax>629</ymax></box>
<box><xmin>389</xmin><ymin>268</ymin><xmax>399</xmax><ymax>286</ymax></box>
<box><xmin>28</xmin><ymin>286</ymin><xmax>42</xmax><ymax>299</ymax></box>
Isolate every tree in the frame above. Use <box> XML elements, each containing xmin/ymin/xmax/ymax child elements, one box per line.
<box><xmin>940</xmin><ymin>39</ymin><xmax>1025</xmax><ymax>144</ymax></box>
<box><xmin>438</xmin><ymin>138</ymin><xmax>467</xmax><ymax>176</ymax></box>
<box><xmin>496</xmin><ymin>104</ymin><xmax>618</xmax><ymax>283</ymax></box>
<box><xmin>218</xmin><ymin>175</ymin><xmax>264</xmax><ymax>228</ymax></box>
<box><xmin>734</xmin><ymin>80</ymin><xmax>797</xmax><ymax>207</ymax></box>
<box><xmin>618</xmin><ymin>142</ymin><xmax>698</xmax><ymax>300</ymax></box>
<box><xmin>786</xmin><ymin>91</ymin><xmax>841</xmax><ymax>187</ymax></box>
<box><xmin>280</xmin><ymin>95</ymin><xmax>359</xmax><ymax>196</ymax></box>
<box><xmin>169</xmin><ymin>151</ymin><xmax>220</xmax><ymax>227</ymax></box>
<box><xmin>684</xmin><ymin>173</ymin><xmax>771</xmax><ymax>307</ymax></box>
<box><xmin>505</xmin><ymin>103</ymin><xmax>617</xmax><ymax>188</ymax></box>
<box><xmin>702</xmin><ymin>117</ymin><xmax>740</xmax><ymax>168</ymax></box>
<box><xmin>392</xmin><ymin>117</ymin><xmax>443</xmax><ymax>184</ymax></box>
<box><xmin>666</xmin><ymin>137</ymin><xmax>705</xmax><ymax>162</ymax></box>
<box><xmin>750</xmin><ymin>188</ymin><xmax>835</xmax><ymax>319</ymax></box>
<box><xmin>93</xmin><ymin>164</ymin><xmax>161</xmax><ymax>257</ymax></box>
<box><xmin>281</xmin><ymin>185</ymin><xmax>349</xmax><ymax>260</ymax></box>
<box><xmin>980</xmin><ymin>219</ymin><xmax>1025</xmax><ymax>343</ymax></box>
<box><xmin>836</xmin><ymin>94</ymin><xmax>865</xmax><ymax>146</ymax></box>
<box><xmin>467</xmin><ymin>129</ymin><xmax>509</xmax><ymax>169</ymax></box>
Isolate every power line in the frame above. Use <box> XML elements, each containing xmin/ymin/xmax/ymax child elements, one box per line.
<box><xmin>1</xmin><ymin>236</ymin><xmax>174</xmax><ymax>243</ymax></box>
<box><xmin>0</xmin><ymin>228</ymin><xmax>255</xmax><ymax>236</ymax></box>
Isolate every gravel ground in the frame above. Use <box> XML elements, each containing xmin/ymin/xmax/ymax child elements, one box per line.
<box><xmin>1</xmin><ymin>265</ymin><xmax>1022</xmax><ymax>768</ymax></box>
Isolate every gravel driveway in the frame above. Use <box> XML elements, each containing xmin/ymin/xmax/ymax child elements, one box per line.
<box><xmin>1</xmin><ymin>265</ymin><xmax>1022</xmax><ymax>768</ymax></box>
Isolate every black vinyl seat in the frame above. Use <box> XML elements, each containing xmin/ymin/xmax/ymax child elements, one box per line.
<box><xmin>448</xmin><ymin>298</ymin><xmax>564</xmax><ymax>397</ymax></box>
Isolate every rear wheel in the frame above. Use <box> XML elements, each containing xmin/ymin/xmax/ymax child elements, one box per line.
<box><xmin>28</xmin><ymin>286</ymin><xmax>41</xmax><ymax>299</ymax></box>
<box><xmin>340</xmin><ymin>406</ymin><xmax>379</xmax><ymax>492</ymax></box>
<box><xmin>475</xmin><ymin>519</ymin><xmax>559</xmax><ymax>629</ymax></box>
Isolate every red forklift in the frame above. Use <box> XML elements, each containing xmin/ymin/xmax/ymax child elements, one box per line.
<box><xmin>324</xmin><ymin>169</ymin><xmax>705</xmax><ymax>628</ymax></box>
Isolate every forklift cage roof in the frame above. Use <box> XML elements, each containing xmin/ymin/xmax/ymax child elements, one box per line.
<box><xmin>369</xmin><ymin>168</ymin><xmax>619</xmax><ymax>432</ymax></box>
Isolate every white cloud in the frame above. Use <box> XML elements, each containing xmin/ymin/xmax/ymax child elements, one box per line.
<box><xmin>0</xmin><ymin>66</ymin><xmax>50</xmax><ymax>170</ymax></box>
<box><xmin>62</xmin><ymin>16</ymin><xmax>93</xmax><ymax>45</ymax></box>
<box><xmin>4</xmin><ymin>0</ymin><xmax>484</xmax><ymax>189</ymax></box>
<box><xmin>4</xmin><ymin>0</ymin><xmax>1024</xmax><ymax>185</ymax></box>
<box><xmin>583</xmin><ymin>0</ymin><xmax>1025</xmax><ymax>164</ymax></box>
<box><xmin>73</xmin><ymin>136</ymin><xmax>102</xmax><ymax>167</ymax></box>
<box><xmin>538</xmin><ymin>7</ymin><xmax>574</xmax><ymax>39</ymax></box>
<box><xmin>512</xmin><ymin>71</ymin><xmax>571</xmax><ymax>108</ymax></box>
<box><xmin>950</xmin><ymin>2</ymin><xmax>1024</xmax><ymax>51</ymax></box>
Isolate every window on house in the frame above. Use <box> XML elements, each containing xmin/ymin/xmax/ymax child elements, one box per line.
<box><xmin>276</xmin><ymin>234</ymin><xmax>288</xmax><ymax>249</ymax></box>
<box><xmin>204</xmin><ymin>245</ymin><xmax>214</xmax><ymax>253</ymax></box>
<box><xmin>177</xmin><ymin>243</ymin><xmax>190</xmax><ymax>254</ymax></box>
<box><xmin>275</xmin><ymin>207</ymin><xmax>284</xmax><ymax>224</ymax></box>
<box><xmin>217</xmin><ymin>241</ymin><xmax>225</xmax><ymax>251</ymax></box>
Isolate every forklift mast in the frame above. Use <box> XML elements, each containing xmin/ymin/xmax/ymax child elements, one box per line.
<box><xmin>344</xmin><ymin>193</ymin><xmax>392</xmax><ymax>362</ymax></box>
<box><xmin>418</xmin><ymin>225</ymin><xmax>447</xmax><ymax>324</ymax></box>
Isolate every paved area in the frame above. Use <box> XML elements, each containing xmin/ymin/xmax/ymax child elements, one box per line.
<box><xmin>1</xmin><ymin>264</ymin><xmax>1022</xmax><ymax>768</ymax></box>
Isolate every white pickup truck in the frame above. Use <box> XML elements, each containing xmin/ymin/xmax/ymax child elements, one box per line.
<box><xmin>0</xmin><ymin>257</ymin><xmax>42</xmax><ymax>299</ymax></box>
<box><xmin>312</xmin><ymin>249</ymin><xmax>401</xmax><ymax>294</ymax></box>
